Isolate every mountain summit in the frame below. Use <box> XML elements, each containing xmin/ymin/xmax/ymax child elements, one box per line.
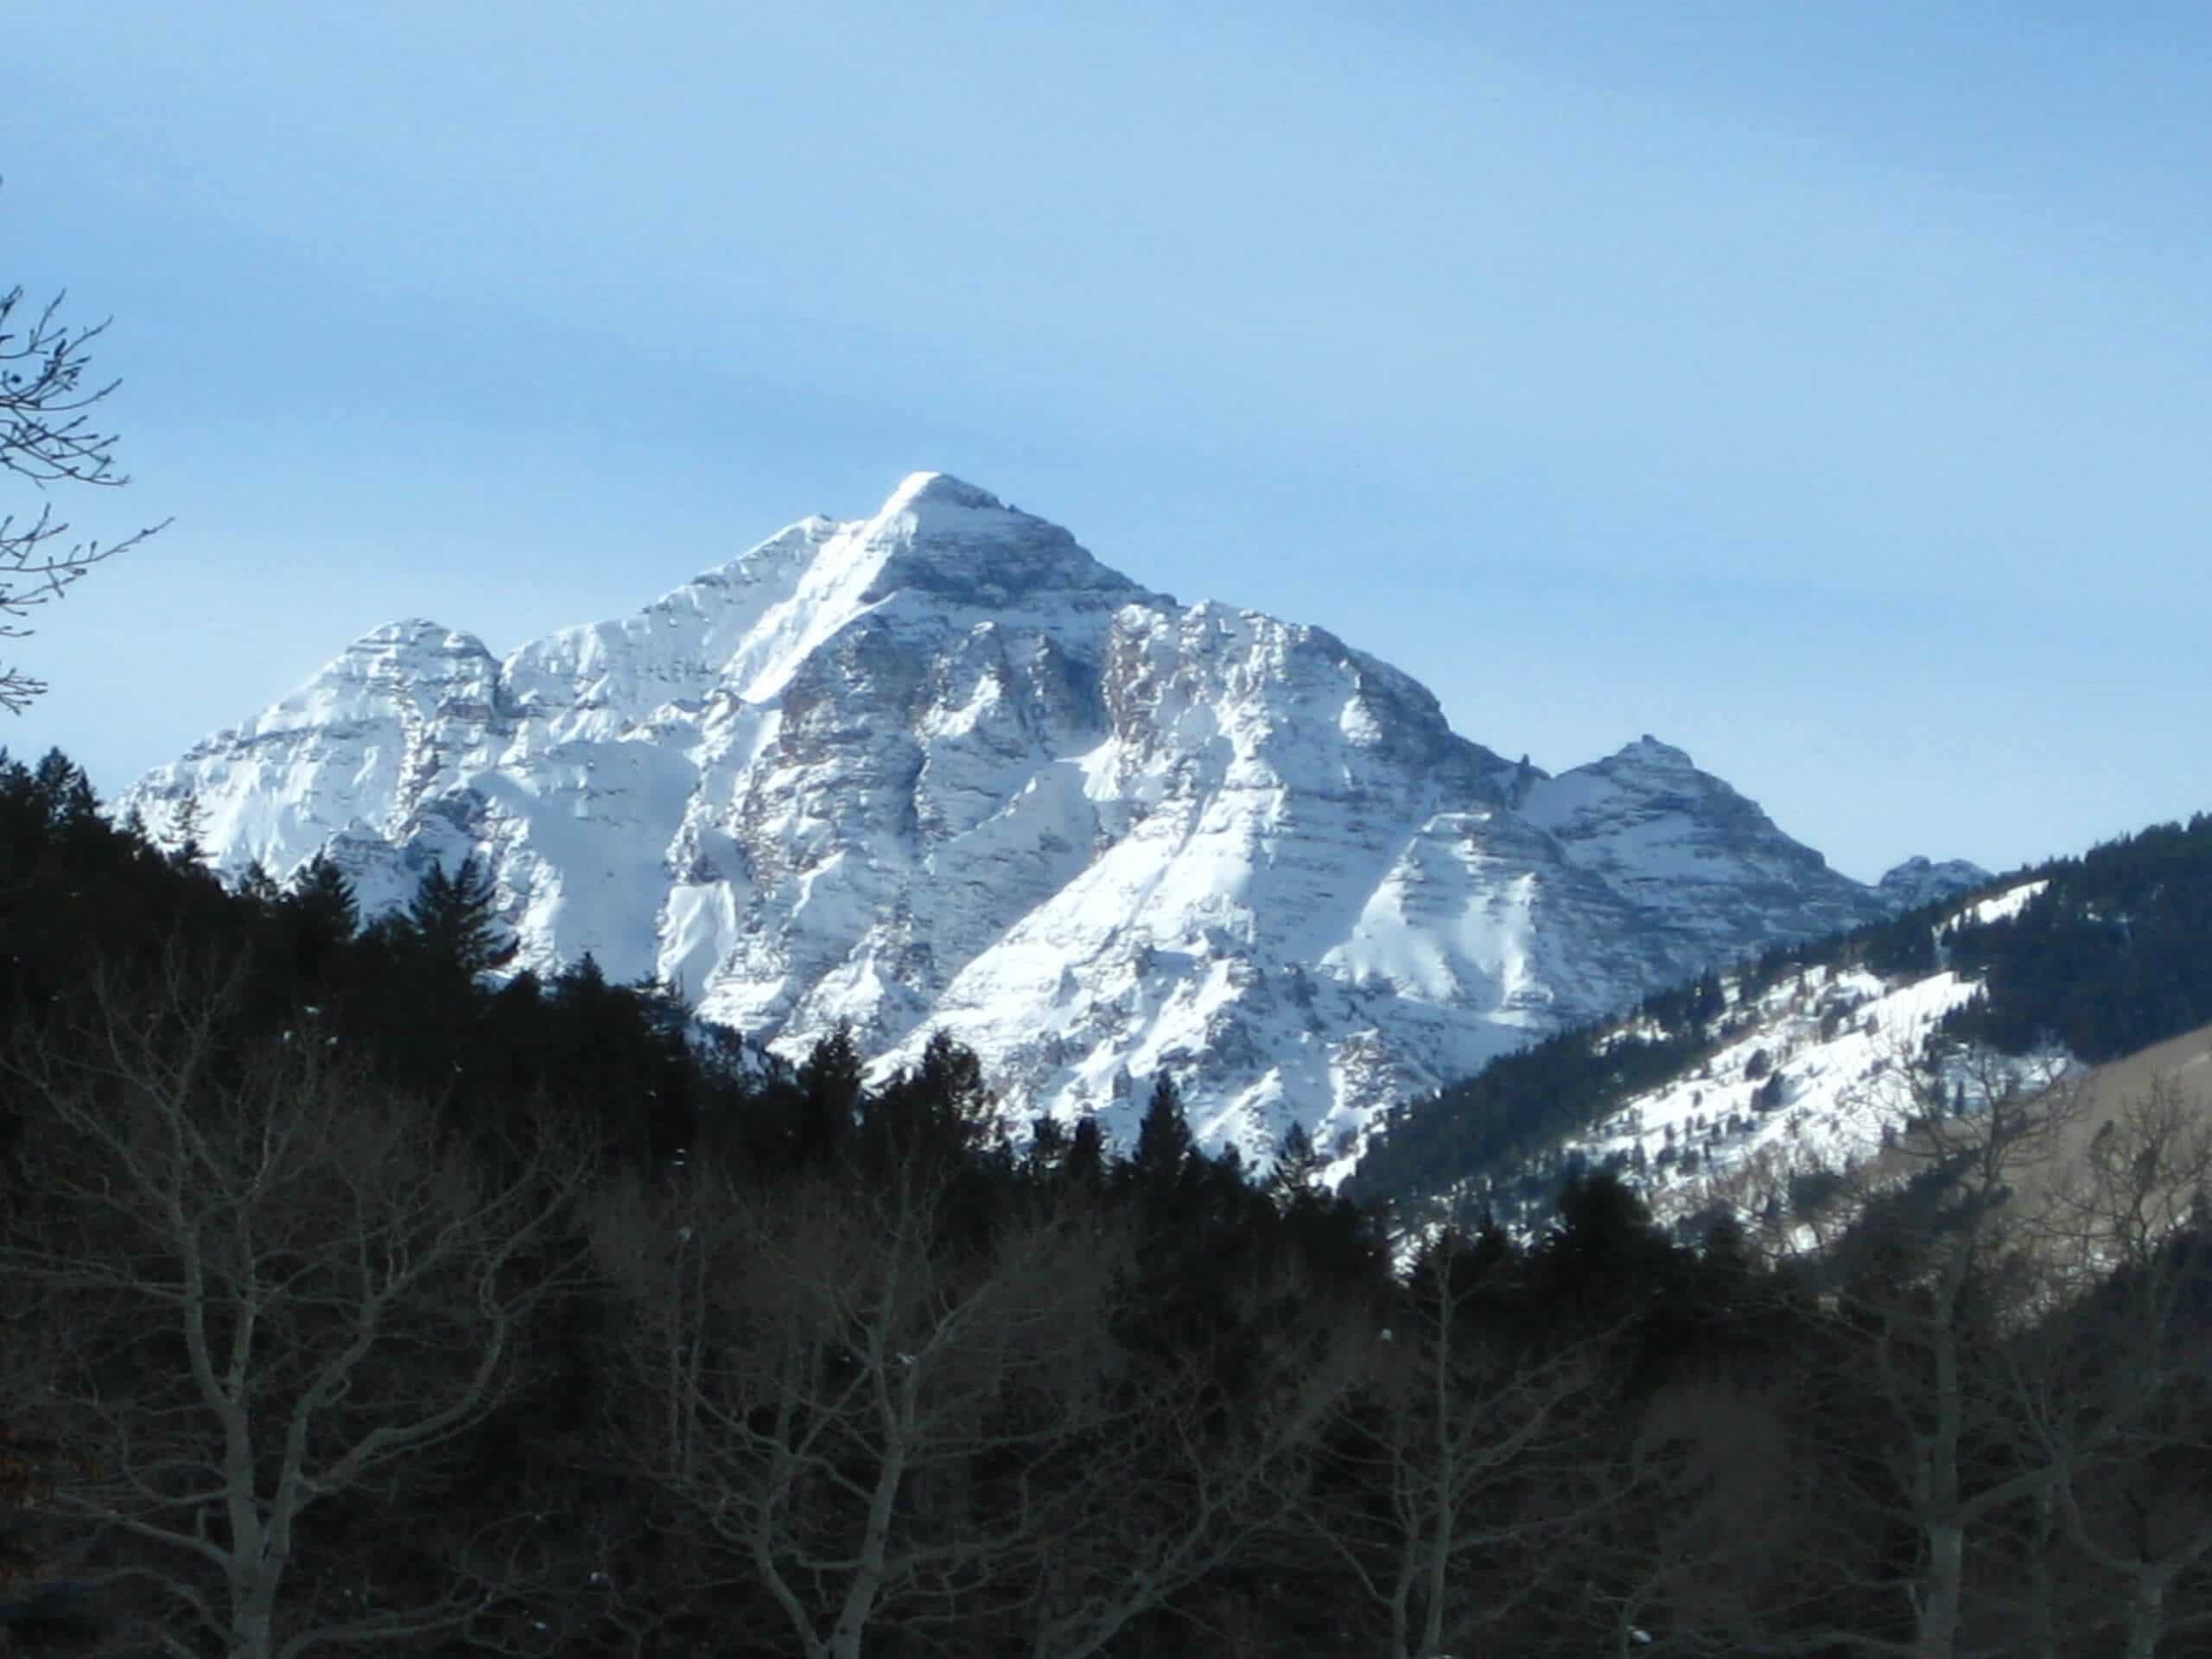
<box><xmin>126</xmin><ymin>477</ymin><xmax>1982</xmax><ymax>1157</ymax></box>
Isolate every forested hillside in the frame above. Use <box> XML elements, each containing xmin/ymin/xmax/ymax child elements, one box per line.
<box><xmin>3</xmin><ymin>749</ymin><xmax>2209</xmax><ymax>1658</ymax></box>
<box><xmin>1942</xmin><ymin>813</ymin><xmax>2212</xmax><ymax>1060</ymax></box>
<box><xmin>1350</xmin><ymin>813</ymin><xmax>2212</xmax><ymax>1230</ymax></box>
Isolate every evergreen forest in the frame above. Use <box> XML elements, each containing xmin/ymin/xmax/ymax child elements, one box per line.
<box><xmin>3</xmin><ymin>750</ymin><xmax>2211</xmax><ymax>1659</ymax></box>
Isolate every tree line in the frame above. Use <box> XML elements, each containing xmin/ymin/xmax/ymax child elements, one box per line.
<box><xmin>2</xmin><ymin>748</ymin><xmax>2210</xmax><ymax>1657</ymax></box>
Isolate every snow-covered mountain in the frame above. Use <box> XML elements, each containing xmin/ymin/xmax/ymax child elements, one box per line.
<box><xmin>125</xmin><ymin>474</ymin><xmax>1981</xmax><ymax>1157</ymax></box>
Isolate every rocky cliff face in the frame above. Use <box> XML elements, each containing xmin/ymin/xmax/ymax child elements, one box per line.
<box><xmin>126</xmin><ymin>474</ymin><xmax>1983</xmax><ymax>1156</ymax></box>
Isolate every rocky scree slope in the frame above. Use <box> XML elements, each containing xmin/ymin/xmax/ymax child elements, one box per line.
<box><xmin>126</xmin><ymin>474</ymin><xmax>1977</xmax><ymax>1159</ymax></box>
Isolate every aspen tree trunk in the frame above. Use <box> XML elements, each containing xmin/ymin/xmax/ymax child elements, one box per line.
<box><xmin>2122</xmin><ymin>1572</ymin><xmax>2166</xmax><ymax>1659</ymax></box>
<box><xmin>1916</xmin><ymin>1522</ymin><xmax>1965</xmax><ymax>1659</ymax></box>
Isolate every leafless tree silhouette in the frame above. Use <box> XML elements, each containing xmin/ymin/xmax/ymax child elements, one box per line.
<box><xmin>1</xmin><ymin>270</ymin><xmax>167</xmax><ymax>711</ymax></box>
<box><xmin>0</xmin><ymin>953</ymin><xmax>595</xmax><ymax>1659</ymax></box>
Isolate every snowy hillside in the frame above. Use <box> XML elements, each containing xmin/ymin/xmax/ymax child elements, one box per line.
<box><xmin>125</xmin><ymin>474</ymin><xmax>1981</xmax><ymax>1159</ymax></box>
<box><xmin>1360</xmin><ymin>874</ymin><xmax>2088</xmax><ymax>1236</ymax></box>
<box><xmin>1557</xmin><ymin>965</ymin><xmax>1996</xmax><ymax>1229</ymax></box>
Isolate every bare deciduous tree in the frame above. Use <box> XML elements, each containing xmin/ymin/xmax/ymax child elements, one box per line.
<box><xmin>600</xmin><ymin>1155</ymin><xmax>1126</xmax><ymax>1659</ymax></box>
<box><xmin>1533</xmin><ymin>1354</ymin><xmax>1847</xmax><ymax>1659</ymax></box>
<box><xmin>0</xmin><ymin>956</ymin><xmax>594</xmax><ymax>1659</ymax></box>
<box><xmin>1302</xmin><ymin>1235</ymin><xmax>1609</xmax><ymax>1659</ymax></box>
<box><xmin>1783</xmin><ymin>1040</ymin><xmax>2090</xmax><ymax>1659</ymax></box>
<box><xmin>2002</xmin><ymin>1074</ymin><xmax>2212</xmax><ymax>1659</ymax></box>
<box><xmin>0</xmin><ymin>276</ymin><xmax>167</xmax><ymax>712</ymax></box>
<box><xmin>1006</xmin><ymin>1309</ymin><xmax>1358</xmax><ymax>1659</ymax></box>
<box><xmin>602</xmin><ymin>1154</ymin><xmax>1362</xmax><ymax>1659</ymax></box>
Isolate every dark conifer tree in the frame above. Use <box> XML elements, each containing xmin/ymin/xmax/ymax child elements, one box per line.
<box><xmin>287</xmin><ymin>852</ymin><xmax>359</xmax><ymax>942</ymax></box>
<box><xmin>254</xmin><ymin>851</ymin><xmax>363</xmax><ymax>1012</ymax></box>
<box><xmin>1131</xmin><ymin>1071</ymin><xmax>1194</xmax><ymax>1192</ymax></box>
<box><xmin>1064</xmin><ymin>1111</ymin><xmax>1109</xmax><ymax>1188</ymax></box>
<box><xmin>477</xmin><ymin>969</ymin><xmax>547</xmax><ymax>1098</ymax></box>
<box><xmin>401</xmin><ymin>853</ymin><xmax>514</xmax><ymax>981</ymax></box>
<box><xmin>867</xmin><ymin>1027</ymin><xmax>996</xmax><ymax>1166</ymax></box>
<box><xmin>233</xmin><ymin>861</ymin><xmax>280</xmax><ymax>907</ymax></box>
<box><xmin>1533</xmin><ymin>1167</ymin><xmax>1679</xmax><ymax>1334</ymax></box>
<box><xmin>163</xmin><ymin>791</ymin><xmax>208</xmax><ymax>871</ymax></box>
<box><xmin>794</xmin><ymin>1023</ymin><xmax>862</xmax><ymax>1165</ymax></box>
<box><xmin>28</xmin><ymin>750</ymin><xmax>85</xmax><ymax>820</ymax></box>
<box><xmin>1267</xmin><ymin>1119</ymin><xmax>1325</xmax><ymax>1210</ymax></box>
<box><xmin>1023</xmin><ymin>1113</ymin><xmax>1070</xmax><ymax>1179</ymax></box>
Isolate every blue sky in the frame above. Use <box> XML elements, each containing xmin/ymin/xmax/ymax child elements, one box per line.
<box><xmin>8</xmin><ymin>1</ymin><xmax>2208</xmax><ymax>880</ymax></box>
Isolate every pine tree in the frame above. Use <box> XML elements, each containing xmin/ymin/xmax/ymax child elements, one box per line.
<box><xmin>1267</xmin><ymin>1119</ymin><xmax>1325</xmax><ymax>1209</ymax></box>
<box><xmin>1131</xmin><ymin>1071</ymin><xmax>1193</xmax><ymax>1189</ymax></box>
<box><xmin>1065</xmin><ymin>1112</ymin><xmax>1108</xmax><ymax>1187</ymax></box>
<box><xmin>165</xmin><ymin>792</ymin><xmax>207</xmax><ymax>869</ymax></box>
<box><xmin>28</xmin><ymin>750</ymin><xmax>83</xmax><ymax>823</ymax></box>
<box><xmin>401</xmin><ymin>854</ymin><xmax>514</xmax><ymax>982</ymax></box>
<box><xmin>1024</xmin><ymin>1113</ymin><xmax>1070</xmax><ymax>1179</ymax></box>
<box><xmin>286</xmin><ymin>853</ymin><xmax>359</xmax><ymax>944</ymax></box>
<box><xmin>795</xmin><ymin>1024</ymin><xmax>862</xmax><ymax>1163</ymax></box>
<box><xmin>234</xmin><ymin>861</ymin><xmax>281</xmax><ymax>907</ymax></box>
<box><xmin>867</xmin><ymin>1029</ymin><xmax>998</xmax><ymax>1166</ymax></box>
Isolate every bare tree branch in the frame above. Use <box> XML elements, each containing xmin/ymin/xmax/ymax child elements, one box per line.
<box><xmin>0</xmin><ymin>954</ymin><xmax>597</xmax><ymax>1659</ymax></box>
<box><xmin>0</xmin><ymin>277</ymin><xmax>168</xmax><ymax>711</ymax></box>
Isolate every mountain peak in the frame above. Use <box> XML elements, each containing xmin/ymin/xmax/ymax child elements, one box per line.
<box><xmin>839</xmin><ymin>473</ymin><xmax>1150</xmax><ymax>610</ymax></box>
<box><xmin>342</xmin><ymin>618</ymin><xmax>496</xmax><ymax>662</ymax></box>
<box><xmin>1610</xmin><ymin>734</ymin><xmax>1696</xmax><ymax>769</ymax></box>
<box><xmin>879</xmin><ymin>470</ymin><xmax>1004</xmax><ymax>516</ymax></box>
<box><xmin>127</xmin><ymin>479</ymin><xmax>1907</xmax><ymax>1167</ymax></box>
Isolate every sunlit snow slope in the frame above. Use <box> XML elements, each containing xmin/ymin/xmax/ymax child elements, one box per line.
<box><xmin>126</xmin><ymin>474</ymin><xmax>1976</xmax><ymax>1158</ymax></box>
<box><xmin>1372</xmin><ymin>877</ymin><xmax>2075</xmax><ymax>1238</ymax></box>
